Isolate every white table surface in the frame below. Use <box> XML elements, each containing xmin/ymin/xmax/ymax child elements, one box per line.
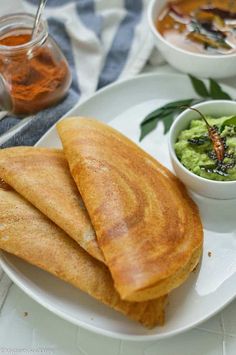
<box><xmin>0</xmin><ymin>63</ymin><xmax>235</xmax><ymax>355</ymax></box>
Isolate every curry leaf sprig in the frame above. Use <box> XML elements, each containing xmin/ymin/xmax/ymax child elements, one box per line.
<box><xmin>139</xmin><ymin>74</ymin><xmax>232</xmax><ymax>141</ymax></box>
<box><xmin>189</xmin><ymin>75</ymin><xmax>231</xmax><ymax>100</ymax></box>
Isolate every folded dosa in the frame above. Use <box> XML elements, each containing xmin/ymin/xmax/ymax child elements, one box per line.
<box><xmin>0</xmin><ymin>181</ymin><xmax>166</xmax><ymax>328</ymax></box>
<box><xmin>57</xmin><ymin>117</ymin><xmax>203</xmax><ymax>302</ymax></box>
<box><xmin>0</xmin><ymin>147</ymin><xmax>104</xmax><ymax>262</ymax></box>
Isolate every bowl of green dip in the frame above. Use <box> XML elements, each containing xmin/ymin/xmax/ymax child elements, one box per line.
<box><xmin>169</xmin><ymin>100</ymin><xmax>236</xmax><ymax>199</ymax></box>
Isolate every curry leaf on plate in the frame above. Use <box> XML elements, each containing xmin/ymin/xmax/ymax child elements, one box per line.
<box><xmin>139</xmin><ymin>117</ymin><xmax>160</xmax><ymax>141</ymax></box>
<box><xmin>163</xmin><ymin>113</ymin><xmax>175</xmax><ymax>134</ymax></box>
<box><xmin>141</xmin><ymin>99</ymin><xmax>196</xmax><ymax>126</ymax></box>
<box><xmin>209</xmin><ymin>78</ymin><xmax>232</xmax><ymax>100</ymax></box>
<box><xmin>188</xmin><ymin>74</ymin><xmax>209</xmax><ymax>98</ymax></box>
<box><xmin>160</xmin><ymin>99</ymin><xmax>197</xmax><ymax>110</ymax></box>
<box><xmin>139</xmin><ymin>76</ymin><xmax>233</xmax><ymax>139</ymax></box>
<box><xmin>141</xmin><ymin>107</ymin><xmax>169</xmax><ymax>125</ymax></box>
<box><xmin>139</xmin><ymin>99</ymin><xmax>196</xmax><ymax>141</ymax></box>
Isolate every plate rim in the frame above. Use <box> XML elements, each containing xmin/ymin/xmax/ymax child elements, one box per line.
<box><xmin>1</xmin><ymin>72</ymin><xmax>236</xmax><ymax>341</ymax></box>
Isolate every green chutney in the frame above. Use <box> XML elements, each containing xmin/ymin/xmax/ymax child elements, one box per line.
<box><xmin>175</xmin><ymin>116</ymin><xmax>236</xmax><ymax>181</ymax></box>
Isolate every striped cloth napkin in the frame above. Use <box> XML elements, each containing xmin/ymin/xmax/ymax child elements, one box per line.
<box><xmin>0</xmin><ymin>0</ymin><xmax>156</xmax><ymax>309</ymax></box>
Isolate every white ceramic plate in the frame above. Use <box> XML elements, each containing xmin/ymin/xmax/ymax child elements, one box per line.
<box><xmin>0</xmin><ymin>73</ymin><xmax>236</xmax><ymax>341</ymax></box>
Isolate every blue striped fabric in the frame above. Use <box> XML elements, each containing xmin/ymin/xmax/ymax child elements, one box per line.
<box><xmin>76</xmin><ymin>0</ymin><xmax>102</xmax><ymax>38</ymax></box>
<box><xmin>0</xmin><ymin>0</ymin><xmax>150</xmax><ymax>148</ymax></box>
<box><xmin>97</xmin><ymin>0</ymin><xmax>142</xmax><ymax>89</ymax></box>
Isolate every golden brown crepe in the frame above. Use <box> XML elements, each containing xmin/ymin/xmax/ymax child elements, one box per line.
<box><xmin>0</xmin><ymin>181</ymin><xmax>166</xmax><ymax>328</ymax></box>
<box><xmin>0</xmin><ymin>147</ymin><xmax>104</xmax><ymax>262</ymax></box>
<box><xmin>57</xmin><ymin>117</ymin><xmax>203</xmax><ymax>302</ymax></box>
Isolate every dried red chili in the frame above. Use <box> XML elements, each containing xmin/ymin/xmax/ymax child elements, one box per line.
<box><xmin>187</xmin><ymin>107</ymin><xmax>225</xmax><ymax>162</ymax></box>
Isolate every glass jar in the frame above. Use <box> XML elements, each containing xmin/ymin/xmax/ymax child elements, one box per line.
<box><xmin>0</xmin><ymin>13</ymin><xmax>72</xmax><ymax>116</ymax></box>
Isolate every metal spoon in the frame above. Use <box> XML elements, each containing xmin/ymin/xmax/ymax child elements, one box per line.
<box><xmin>31</xmin><ymin>0</ymin><xmax>48</xmax><ymax>39</ymax></box>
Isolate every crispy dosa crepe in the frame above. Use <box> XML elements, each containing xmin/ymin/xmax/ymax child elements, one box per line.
<box><xmin>0</xmin><ymin>181</ymin><xmax>166</xmax><ymax>328</ymax></box>
<box><xmin>0</xmin><ymin>147</ymin><xmax>104</xmax><ymax>262</ymax></box>
<box><xmin>57</xmin><ymin>117</ymin><xmax>203</xmax><ymax>302</ymax></box>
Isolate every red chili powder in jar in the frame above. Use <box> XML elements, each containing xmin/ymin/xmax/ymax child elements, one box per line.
<box><xmin>0</xmin><ymin>33</ymin><xmax>30</xmax><ymax>46</ymax></box>
<box><xmin>0</xmin><ymin>33</ymin><xmax>71</xmax><ymax>115</ymax></box>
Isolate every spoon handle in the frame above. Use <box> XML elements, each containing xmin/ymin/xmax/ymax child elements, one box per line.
<box><xmin>32</xmin><ymin>0</ymin><xmax>48</xmax><ymax>39</ymax></box>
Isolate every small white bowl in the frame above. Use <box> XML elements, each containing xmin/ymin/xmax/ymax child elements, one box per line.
<box><xmin>148</xmin><ymin>0</ymin><xmax>236</xmax><ymax>79</ymax></box>
<box><xmin>168</xmin><ymin>100</ymin><xmax>236</xmax><ymax>199</ymax></box>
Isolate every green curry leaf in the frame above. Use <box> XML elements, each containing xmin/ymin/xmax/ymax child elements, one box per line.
<box><xmin>189</xmin><ymin>74</ymin><xmax>209</xmax><ymax>98</ymax></box>
<box><xmin>163</xmin><ymin>113</ymin><xmax>175</xmax><ymax>134</ymax></box>
<box><xmin>139</xmin><ymin>99</ymin><xmax>196</xmax><ymax>141</ymax></box>
<box><xmin>139</xmin><ymin>76</ymin><xmax>233</xmax><ymax>140</ymax></box>
<box><xmin>139</xmin><ymin>117</ymin><xmax>160</xmax><ymax>141</ymax></box>
<box><xmin>141</xmin><ymin>107</ymin><xmax>170</xmax><ymax>125</ymax></box>
<box><xmin>209</xmin><ymin>78</ymin><xmax>232</xmax><ymax>100</ymax></box>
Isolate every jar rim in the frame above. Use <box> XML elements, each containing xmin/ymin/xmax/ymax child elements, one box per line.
<box><xmin>0</xmin><ymin>13</ymin><xmax>48</xmax><ymax>52</ymax></box>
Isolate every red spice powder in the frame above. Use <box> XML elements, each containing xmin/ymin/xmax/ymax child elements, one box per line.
<box><xmin>0</xmin><ymin>33</ymin><xmax>71</xmax><ymax>115</ymax></box>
